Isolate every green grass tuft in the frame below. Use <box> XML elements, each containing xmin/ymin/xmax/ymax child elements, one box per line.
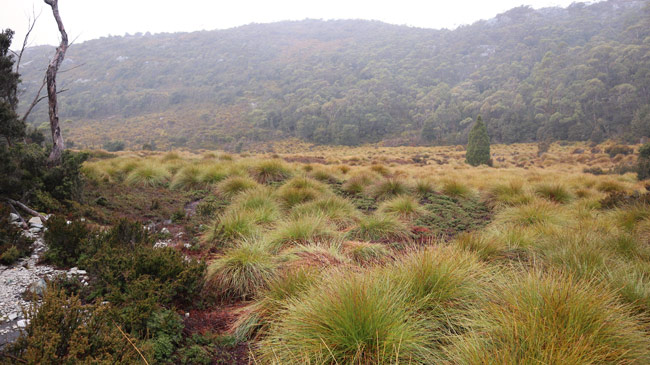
<box><xmin>250</xmin><ymin>159</ymin><xmax>293</xmax><ymax>184</ymax></box>
<box><xmin>347</xmin><ymin>213</ymin><xmax>411</xmax><ymax>242</ymax></box>
<box><xmin>205</xmin><ymin>240</ymin><xmax>277</xmax><ymax>300</ymax></box>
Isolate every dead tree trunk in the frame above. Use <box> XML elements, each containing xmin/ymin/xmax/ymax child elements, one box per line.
<box><xmin>44</xmin><ymin>0</ymin><xmax>68</xmax><ymax>165</ymax></box>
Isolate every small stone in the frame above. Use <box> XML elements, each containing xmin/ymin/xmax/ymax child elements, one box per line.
<box><xmin>185</xmin><ymin>312</ymin><xmax>190</xmax><ymax>318</ymax></box>
<box><xmin>8</xmin><ymin>312</ymin><xmax>18</xmax><ymax>321</ymax></box>
<box><xmin>80</xmin><ymin>218</ymin><xmax>86</xmax><ymax>222</ymax></box>
<box><xmin>160</xmin><ymin>227</ymin><xmax>170</xmax><ymax>235</ymax></box>
<box><xmin>26</xmin><ymin>279</ymin><xmax>47</xmax><ymax>297</ymax></box>
<box><xmin>29</xmin><ymin>227</ymin><xmax>41</xmax><ymax>234</ymax></box>
<box><xmin>183</xmin><ymin>243</ymin><xmax>192</xmax><ymax>249</ymax></box>
<box><xmin>17</xmin><ymin>319</ymin><xmax>28</xmax><ymax>328</ymax></box>
<box><xmin>28</xmin><ymin>217</ymin><xmax>42</xmax><ymax>226</ymax></box>
<box><xmin>76</xmin><ymin>269</ymin><xmax>87</xmax><ymax>275</ymax></box>
<box><xmin>9</xmin><ymin>213</ymin><xmax>20</xmax><ymax>222</ymax></box>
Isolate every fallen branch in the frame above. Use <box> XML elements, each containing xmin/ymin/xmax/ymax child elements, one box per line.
<box><xmin>6</xmin><ymin>202</ymin><xmax>28</xmax><ymax>229</ymax></box>
<box><xmin>5</xmin><ymin>199</ymin><xmax>46</xmax><ymax>222</ymax></box>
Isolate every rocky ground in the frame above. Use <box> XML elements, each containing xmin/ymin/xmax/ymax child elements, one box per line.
<box><xmin>0</xmin><ymin>216</ymin><xmax>88</xmax><ymax>347</ymax></box>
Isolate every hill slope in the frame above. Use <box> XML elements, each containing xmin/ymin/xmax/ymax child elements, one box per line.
<box><xmin>17</xmin><ymin>0</ymin><xmax>650</xmax><ymax>150</ymax></box>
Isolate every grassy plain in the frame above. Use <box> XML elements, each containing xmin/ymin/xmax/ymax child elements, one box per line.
<box><xmin>80</xmin><ymin>141</ymin><xmax>650</xmax><ymax>363</ymax></box>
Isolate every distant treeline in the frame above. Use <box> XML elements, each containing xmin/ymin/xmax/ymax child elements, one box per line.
<box><xmin>17</xmin><ymin>0</ymin><xmax>650</xmax><ymax>148</ymax></box>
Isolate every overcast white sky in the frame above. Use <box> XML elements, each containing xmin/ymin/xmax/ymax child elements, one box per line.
<box><xmin>2</xmin><ymin>0</ymin><xmax>586</xmax><ymax>48</ymax></box>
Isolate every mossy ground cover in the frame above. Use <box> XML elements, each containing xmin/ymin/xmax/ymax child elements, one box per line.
<box><xmin>414</xmin><ymin>192</ymin><xmax>492</xmax><ymax>239</ymax></box>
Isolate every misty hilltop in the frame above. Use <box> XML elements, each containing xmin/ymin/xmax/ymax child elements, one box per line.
<box><xmin>17</xmin><ymin>0</ymin><xmax>650</xmax><ymax>150</ymax></box>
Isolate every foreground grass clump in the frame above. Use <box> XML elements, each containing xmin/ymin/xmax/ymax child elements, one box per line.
<box><xmin>378</xmin><ymin>195</ymin><xmax>425</xmax><ymax>220</ymax></box>
<box><xmin>269</xmin><ymin>214</ymin><xmax>338</xmax><ymax>248</ymax></box>
<box><xmin>203</xmin><ymin>210</ymin><xmax>260</xmax><ymax>245</ymax></box>
<box><xmin>170</xmin><ymin>164</ymin><xmax>204</xmax><ymax>190</ymax></box>
<box><xmin>347</xmin><ymin>213</ymin><xmax>411</xmax><ymax>242</ymax></box>
<box><xmin>534</xmin><ymin>183</ymin><xmax>573</xmax><ymax>204</ymax></box>
<box><xmin>341</xmin><ymin>172</ymin><xmax>377</xmax><ymax>195</ymax></box>
<box><xmin>497</xmin><ymin>199</ymin><xmax>564</xmax><ymax>227</ymax></box>
<box><xmin>389</xmin><ymin>247</ymin><xmax>484</xmax><ymax>324</ymax></box>
<box><xmin>205</xmin><ymin>240</ymin><xmax>277</xmax><ymax>300</ymax></box>
<box><xmin>216</xmin><ymin>175</ymin><xmax>259</xmax><ymax>199</ymax></box>
<box><xmin>250</xmin><ymin>159</ymin><xmax>293</xmax><ymax>184</ymax></box>
<box><xmin>441</xmin><ymin>180</ymin><xmax>472</xmax><ymax>198</ymax></box>
<box><xmin>124</xmin><ymin>162</ymin><xmax>171</xmax><ymax>187</ymax></box>
<box><xmin>257</xmin><ymin>271</ymin><xmax>437</xmax><ymax>364</ymax></box>
<box><xmin>370</xmin><ymin>178</ymin><xmax>411</xmax><ymax>200</ymax></box>
<box><xmin>233</xmin><ymin>268</ymin><xmax>320</xmax><ymax>341</ymax></box>
<box><xmin>291</xmin><ymin>196</ymin><xmax>360</xmax><ymax>228</ymax></box>
<box><xmin>487</xmin><ymin>180</ymin><xmax>530</xmax><ymax>206</ymax></box>
<box><xmin>448</xmin><ymin>272</ymin><xmax>650</xmax><ymax>364</ymax></box>
<box><xmin>344</xmin><ymin>241</ymin><xmax>391</xmax><ymax>264</ymax></box>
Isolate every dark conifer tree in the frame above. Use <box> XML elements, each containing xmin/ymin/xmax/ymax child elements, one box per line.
<box><xmin>466</xmin><ymin>115</ymin><xmax>491</xmax><ymax>166</ymax></box>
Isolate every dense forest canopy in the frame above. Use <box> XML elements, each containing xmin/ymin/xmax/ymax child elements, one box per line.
<box><xmin>15</xmin><ymin>0</ymin><xmax>650</xmax><ymax>149</ymax></box>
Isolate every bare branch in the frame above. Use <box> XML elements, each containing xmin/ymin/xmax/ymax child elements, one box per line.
<box><xmin>21</xmin><ymin>77</ymin><xmax>46</xmax><ymax>123</ymax></box>
<box><xmin>15</xmin><ymin>8</ymin><xmax>41</xmax><ymax>76</ymax></box>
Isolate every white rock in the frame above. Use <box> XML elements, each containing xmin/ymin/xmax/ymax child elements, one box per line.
<box><xmin>183</xmin><ymin>243</ymin><xmax>192</xmax><ymax>249</ymax></box>
<box><xmin>160</xmin><ymin>227</ymin><xmax>170</xmax><ymax>235</ymax></box>
<box><xmin>17</xmin><ymin>319</ymin><xmax>28</xmax><ymax>328</ymax></box>
<box><xmin>185</xmin><ymin>312</ymin><xmax>190</xmax><ymax>318</ymax></box>
<box><xmin>8</xmin><ymin>312</ymin><xmax>18</xmax><ymax>321</ymax></box>
<box><xmin>9</xmin><ymin>213</ymin><xmax>20</xmax><ymax>222</ymax></box>
<box><xmin>29</xmin><ymin>227</ymin><xmax>41</xmax><ymax>234</ymax></box>
<box><xmin>28</xmin><ymin>217</ymin><xmax>42</xmax><ymax>226</ymax></box>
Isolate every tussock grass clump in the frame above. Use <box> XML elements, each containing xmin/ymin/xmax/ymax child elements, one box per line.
<box><xmin>597</xmin><ymin>179</ymin><xmax>627</xmax><ymax>193</ymax></box>
<box><xmin>388</xmin><ymin>247</ymin><xmax>485</xmax><ymax>321</ymax></box>
<box><xmin>612</xmin><ymin>205</ymin><xmax>650</xmax><ymax>232</ymax></box>
<box><xmin>414</xmin><ymin>178</ymin><xmax>436</xmax><ymax>196</ymax></box>
<box><xmin>269</xmin><ymin>214</ymin><xmax>338</xmax><ymax>249</ymax></box>
<box><xmin>441</xmin><ymin>179</ymin><xmax>472</xmax><ymax>198</ymax></box>
<box><xmin>455</xmin><ymin>232</ymin><xmax>503</xmax><ymax>260</ymax></box>
<box><xmin>230</xmin><ymin>187</ymin><xmax>279</xmax><ymax>222</ymax></box>
<box><xmin>170</xmin><ymin>165</ymin><xmax>204</xmax><ymax>190</ymax></box>
<box><xmin>216</xmin><ymin>175</ymin><xmax>259</xmax><ymax>199</ymax></box>
<box><xmin>198</xmin><ymin>164</ymin><xmax>229</xmax><ymax>185</ymax></box>
<box><xmin>250</xmin><ymin>159</ymin><xmax>292</xmax><ymax>184</ymax></box>
<box><xmin>276</xmin><ymin>176</ymin><xmax>330</xmax><ymax>209</ymax></box>
<box><xmin>369</xmin><ymin>164</ymin><xmax>391</xmax><ymax>176</ymax></box>
<box><xmin>497</xmin><ymin>200</ymin><xmax>563</xmax><ymax>227</ymax></box>
<box><xmin>205</xmin><ymin>240</ymin><xmax>277</xmax><ymax>300</ymax></box>
<box><xmin>487</xmin><ymin>180</ymin><xmax>530</xmax><ymax>206</ymax></box>
<box><xmin>309</xmin><ymin>168</ymin><xmax>339</xmax><ymax>183</ymax></box>
<box><xmin>291</xmin><ymin>196</ymin><xmax>360</xmax><ymax>228</ymax></box>
<box><xmin>448</xmin><ymin>272</ymin><xmax>650</xmax><ymax>364</ymax></box>
<box><xmin>233</xmin><ymin>268</ymin><xmax>320</xmax><ymax>341</ymax></box>
<box><xmin>534</xmin><ymin>183</ymin><xmax>573</xmax><ymax>204</ymax></box>
<box><xmin>378</xmin><ymin>195</ymin><xmax>425</xmax><ymax>220</ymax></box>
<box><xmin>280</xmin><ymin>243</ymin><xmax>349</xmax><ymax>270</ymax></box>
<box><xmin>344</xmin><ymin>241</ymin><xmax>391</xmax><ymax>264</ymax></box>
<box><xmin>257</xmin><ymin>271</ymin><xmax>438</xmax><ymax>364</ymax></box>
<box><xmin>369</xmin><ymin>178</ymin><xmax>411</xmax><ymax>200</ymax></box>
<box><xmin>203</xmin><ymin>210</ymin><xmax>260</xmax><ymax>244</ymax></box>
<box><xmin>341</xmin><ymin>172</ymin><xmax>377</xmax><ymax>195</ymax></box>
<box><xmin>123</xmin><ymin>162</ymin><xmax>171</xmax><ymax>187</ymax></box>
<box><xmin>347</xmin><ymin>213</ymin><xmax>411</xmax><ymax>242</ymax></box>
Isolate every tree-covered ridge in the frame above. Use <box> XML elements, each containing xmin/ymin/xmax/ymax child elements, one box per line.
<box><xmin>17</xmin><ymin>0</ymin><xmax>650</xmax><ymax>149</ymax></box>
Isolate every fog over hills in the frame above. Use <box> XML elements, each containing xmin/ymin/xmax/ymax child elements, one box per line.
<box><xmin>17</xmin><ymin>0</ymin><xmax>650</xmax><ymax>150</ymax></box>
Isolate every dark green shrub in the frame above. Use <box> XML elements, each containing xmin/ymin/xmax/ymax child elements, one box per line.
<box><xmin>43</xmin><ymin>215</ymin><xmax>91</xmax><ymax>267</ymax></box>
<box><xmin>145</xmin><ymin>309</ymin><xmax>184</xmax><ymax>363</ymax></box>
<box><xmin>0</xmin><ymin>205</ymin><xmax>33</xmax><ymax>265</ymax></box>
<box><xmin>103</xmin><ymin>140</ymin><xmax>125</xmax><ymax>152</ymax></box>
<box><xmin>7</xmin><ymin>285</ymin><xmax>146</xmax><ymax>364</ymax></box>
<box><xmin>466</xmin><ymin>116</ymin><xmax>491</xmax><ymax>166</ymax></box>
<box><xmin>638</xmin><ymin>143</ymin><xmax>650</xmax><ymax>181</ymax></box>
<box><xmin>605</xmin><ymin>144</ymin><xmax>633</xmax><ymax>157</ymax></box>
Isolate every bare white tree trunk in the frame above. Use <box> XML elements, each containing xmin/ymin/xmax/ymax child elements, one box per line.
<box><xmin>44</xmin><ymin>0</ymin><xmax>68</xmax><ymax>165</ymax></box>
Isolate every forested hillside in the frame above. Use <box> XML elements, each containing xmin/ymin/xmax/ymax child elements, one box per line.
<box><xmin>17</xmin><ymin>0</ymin><xmax>650</xmax><ymax>150</ymax></box>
